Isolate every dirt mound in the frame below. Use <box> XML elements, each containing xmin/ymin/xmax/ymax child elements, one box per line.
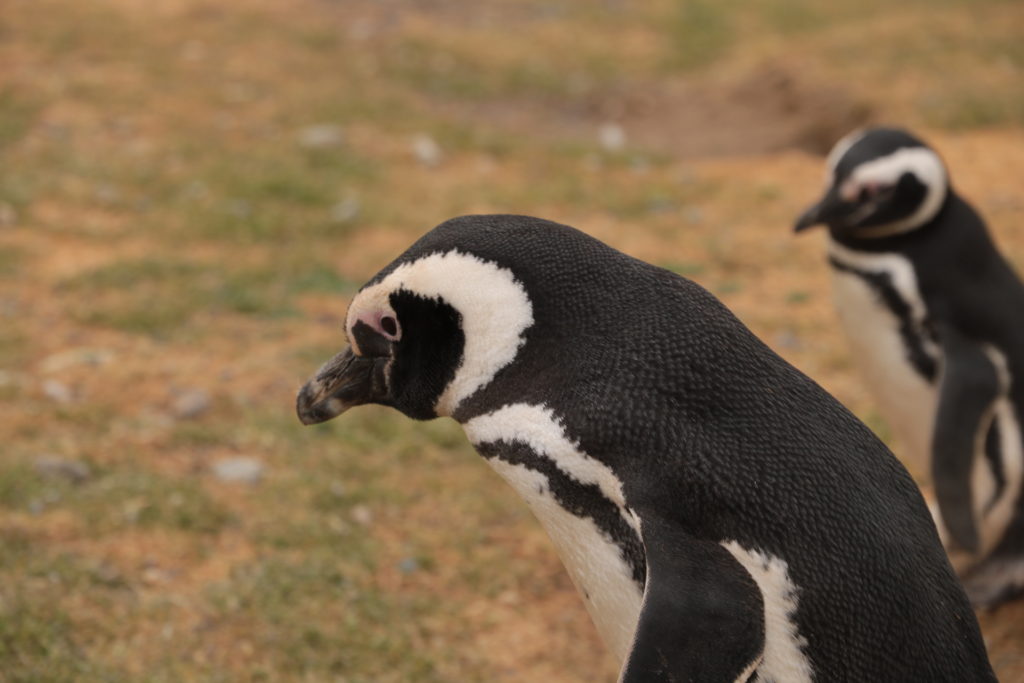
<box><xmin>447</xmin><ymin>62</ymin><xmax>872</xmax><ymax>159</ymax></box>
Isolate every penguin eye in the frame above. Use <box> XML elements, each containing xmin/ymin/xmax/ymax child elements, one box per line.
<box><xmin>380</xmin><ymin>315</ymin><xmax>399</xmax><ymax>338</ymax></box>
<box><xmin>858</xmin><ymin>181</ymin><xmax>893</xmax><ymax>203</ymax></box>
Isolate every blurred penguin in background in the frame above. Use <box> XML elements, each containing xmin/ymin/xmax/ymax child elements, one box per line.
<box><xmin>796</xmin><ymin>127</ymin><xmax>1024</xmax><ymax>606</ymax></box>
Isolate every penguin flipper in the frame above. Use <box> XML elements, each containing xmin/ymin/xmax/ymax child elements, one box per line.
<box><xmin>932</xmin><ymin>327</ymin><xmax>1000</xmax><ymax>554</ymax></box>
<box><xmin>619</xmin><ymin>517</ymin><xmax>764</xmax><ymax>683</ymax></box>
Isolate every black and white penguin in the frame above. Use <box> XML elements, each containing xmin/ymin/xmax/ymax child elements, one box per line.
<box><xmin>795</xmin><ymin>127</ymin><xmax>1024</xmax><ymax>606</ymax></box>
<box><xmin>297</xmin><ymin>214</ymin><xmax>995</xmax><ymax>680</ymax></box>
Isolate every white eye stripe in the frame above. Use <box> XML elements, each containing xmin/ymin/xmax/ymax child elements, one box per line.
<box><xmin>347</xmin><ymin>250</ymin><xmax>534</xmax><ymax>416</ymax></box>
<box><xmin>863</xmin><ymin>148</ymin><xmax>946</xmax><ymax>234</ymax></box>
<box><xmin>848</xmin><ymin>147</ymin><xmax>945</xmax><ymax>193</ymax></box>
<box><xmin>826</xmin><ymin>128</ymin><xmax>868</xmax><ymax>182</ymax></box>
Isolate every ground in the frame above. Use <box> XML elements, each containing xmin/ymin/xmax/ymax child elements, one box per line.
<box><xmin>1</xmin><ymin>0</ymin><xmax>1023</xmax><ymax>680</ymax></box>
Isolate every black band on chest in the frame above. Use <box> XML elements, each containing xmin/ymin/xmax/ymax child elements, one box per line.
<box><xmin>829</xmin><ymin>256</ymin><xmax>939</xmax><ymax>383</ymax></box>
<box><xmin>475</xmin><ymin>439</ymin><xmax>647</xmax><ymax>586</ymax></box>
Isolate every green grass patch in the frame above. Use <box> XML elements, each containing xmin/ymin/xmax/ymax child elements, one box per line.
<box><xmin>0</xmin><ymin>320</ymin><xmax>28</xmax><ymax>370</ymax></box>
<box><xmin>0</xmin><ymin>245</ymin><xmax>25</xmax><ymax>278</ymax></box>
<box><xmin>381</xmin><ymin>37</ymin><xmax>587</xmax><ymax>101</ymax></box>
<box><xmin>59</xmin><ymin>257</ymin><xmax>357</xmax><ymax>335</ymax></box>
<box><xmin>175</xmin><ymin>147</ymin><xmax>379</xmax><ymax>243</ymax></box>
<box><xmin>664</xmin><ymin>0</ymin><xmax>735</xmax><ymax>71</ymax></box>
<box><xmin>923</xmin><ymin>89</ymin><xmax>1024</xmax><ymax>129</ymax></box>
<box><xmin>0</xmin><ymin>595</ymin><xmax>93</xmax><ymax>682</ymax></box>
<box><xmin>660</xmin><ymin>260</ymin><xmax>707</xmax><ymax>277</ymax></box>
<box><xmin>0</xmin><ymin>528</ymin><xmax>134</xmax><ymax>682</ymax></box>
<box><xmin>206</xmin><ymin>553</ymin><xmax>446</xmax><ymax>681</ymax></box>
<box><xmin>0</xmin><ymin>88</ymin><xmax>42</xmax><ymax>151</ymax></box>
<box><xmin>0</xmin><ymin>460</ymin><xmax>231</xmax><ymax>535</ymax></box>
<box><xmin>786</xmin><ymin>290</ymin><xmax>811</xmax><ymax>305</ymax></box>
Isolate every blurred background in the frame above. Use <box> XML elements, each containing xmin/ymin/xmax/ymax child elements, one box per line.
<box><xmin>1</xmin><ymin>0</ymin><xmax>1022</xmax><ymax>680</ymax></box>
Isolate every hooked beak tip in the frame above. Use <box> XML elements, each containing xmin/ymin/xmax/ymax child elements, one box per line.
<box><xmin>295</xmin><ymin>345</ymin><xmax>384</xmax><ymax>426</ymax></box>
<box><xmin>295</xmin><ymin>381</ymin><xmax>336</xmax><ymax>425</ymax></box>
<box><xmin>793</xmin><ymin>205</ymin><xmax>822</xmax><ymax>233</ymax></box>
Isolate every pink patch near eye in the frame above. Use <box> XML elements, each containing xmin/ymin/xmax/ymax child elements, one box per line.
<box><xmin>866</xmin><ymin>181</ymin><xmax>894</xmax><ymax>198</ymax></box>
<box><xmin>356</xmin><ymin>310</ymin><xmax>400</xmax><ymax>341</ymax></box>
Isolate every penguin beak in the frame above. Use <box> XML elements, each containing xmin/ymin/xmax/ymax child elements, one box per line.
<box><xmin>794</xmin><ymin>201</ymin><xmax>825</xmax><ymax>233</ymax></box>
<box><xmin>794</xmin><ymin>187</ymin><xmax>844</xmax><ymax>233</ymax></box>
<box><xmin>296</xmin><ymin>346</ymin><xmax>388</xmax><ymax>425</ymax></box>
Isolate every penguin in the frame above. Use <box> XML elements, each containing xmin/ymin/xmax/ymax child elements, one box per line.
<box><xmin>795</xmin><ymin>127</ymin><xmax>1024</xmax><ymax>606</ymax></box>
<box><xmin>297</xmin><ymin>214</ymin><xmax>995</xmax><ymax>681</ymax></box>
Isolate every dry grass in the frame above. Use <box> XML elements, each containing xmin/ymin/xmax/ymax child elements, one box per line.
<box><xmin>1</xmin><ymin>0</ymin><xmax>1023</xmax><ymax>680</ymax></box>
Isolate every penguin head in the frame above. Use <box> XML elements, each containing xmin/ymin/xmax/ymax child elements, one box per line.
<box><xmin>794</xmin><ymin>127</ymin><xmax>949</xmax><ymax>239</ymax></box>
<box><xmin>296</xmin><ymin>217</ymin><xmax>537</xmax><ymax>424</ymax></box>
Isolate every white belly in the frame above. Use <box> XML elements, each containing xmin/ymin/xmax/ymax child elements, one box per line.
<box><xmin>486</xmin><ymin>459</ymin><xmax>644</xmax><ymax>662</ymax></box>
<box><xmin>463</xmin><ymin>404</ymin><xmax>822</xmax><ymax>679</ymax></box>
<box><xmin>829</xmin><ymin>245</ymin><xmax>938</xmax><ymax>478</ymax></box>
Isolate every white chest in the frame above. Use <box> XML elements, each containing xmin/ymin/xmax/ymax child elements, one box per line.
<box><xmin>828</xmin><ymin>243</ymin><xmax>939</xmax><ymax>477</ymax></box>
<box><xmin>462</xmin><ymin>403</ymin><xmax>644</xmax><ymax>664</ymax></box>
<box><xmin>462</xmin><ymin>405</ymin><xmax>821</xmax><ymax>681</ymax></box>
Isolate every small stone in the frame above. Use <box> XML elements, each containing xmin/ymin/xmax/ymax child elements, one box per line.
<box><xmin>497</xmin><ymin>589</ymin><xmax>520</xmax><ymax>605</ymax></box>
<box><xmin>134</xmin><ymin>410</ymin><xmax>176</xmax><ymax>439</ymax></box>
<box><xmin>42</xmin><ymin>123</ymin><xmax>70</xmax><ymax>142</ymax></box>
<box><xmin>676</xmin><ymin>167</ymin><xmax>698</xmax><ymax>185</ymax></box>
<box><xmin>141</xmin><ymin>565</ymin><xmax>169</xmax><ymax>585</ymax></box>
<box><xmin>329</xmin><ymin>196</ymin><xmax>361</xmax><ymax>224</ymax></box>
<box><xmin>774</xmin><ymin>330</ymin><xmax>803</xmax><ymax>351</ymax></box>
<box><xmin>94</xmin><ymin>184</ymin><xmax>120</xmax><ymax>204</ymax></box>
<box><xmin>39</xmin><ymin>347</ymin><xmax>115</xmax><ymax>373</ymax></box>
<box><xmin>225</xmin><ymin>199</ymin><xmax>251</xmax><ymax>218</ymax></box>
<box><xmin>122</xmin><ymin>498</ymin><xmax>146</xmax><ymax>523</ymax></box>
<box><xmin>94</xmin><ymin>564</ymin><xmax>123</xmax><ymax>586</ymax></box>
<box><xmin>182</xmin><ymin>180</ymin><xmax>209</xmax><ymax>201</ymax></box>
<box><xmin>42</xmin><ymin>379</ymin><xmax>73</xmax><ymax>404</ymax></box>
<box><xmin>222</xmin><ymin>82</ymin><xmax>255</xmax><ymax>105</ymax></box>
<box><xmin>630</xmin><ymin>156</ymin><xmax>651</xmax><ymax>174</ymax></box>
<box><xmin>684</xmin><ymin>207</ymin><xmax>704</xmax><ymax>225</ymax></box>
<box><xmin>172</xmin><ymin>388</ymin><xmax>211</xmax><ymax>419</ymax></box>
<box><xmin>211</xmin><ymin>457</ymin><xmax>264</xmax><ymax>484</ymax></box>
<box><xmin>411</xmin><ymin>134</ymin><xmax>443</xmax><ymax>167</ymax></box>
<box><xmin>0</xmin><ymin>203</ymin><xmax>16</xmax><ymax>227</ymax></box>
<box><xmin>328</xmin><ymin>480</ymin><xmax>346</xmax><ymax>498</ymax></box>
<box><xmin>180</xmin><ymin>40</ymin><xmax>206</xmax><ymax>62</ymax></box>
<box><xmin>348</xmin><ymin>18</ymin><xmax>375</xmax><ymax>41</ymax></box>
<box><xmin>298</xmin><ymin>124</ymin><xmax>345</xmax><ymax>150</ymax></box>
<box><xmin>33</xmin><ymin>455</ymin><xmax>91</xmax><ymax>483</ymax></box>
<box><xmin>397</xmin><ymin>557</ymin><xmax>420</xmax><ymax>574</ymax></box>
<box><xmin>598</xmin><ymin>123</ymin><xmax>626</xmax><ymax>151</ymax></box>
<box><xmin>350</xmin><ymin>504</ymin><xmax>373</xmax><ymax>526</ymax></box>
<box><xmin>646</xmin><ymin>197</ymin><xmax>676</xmax><ymax>215</ymax></box>
<box><xmin>327</xmin><ymin>515</ymin><xmax>350</xmax><ymax>535</ymax></box>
